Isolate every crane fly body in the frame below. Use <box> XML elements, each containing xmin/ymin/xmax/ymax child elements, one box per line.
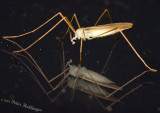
<box><xmin>69</xmin><ymin>65</ymin><xmax>115</xmax><ymax>84</ymax></box>
<box><xmin>72</xmin><ymin>22</ymin><xmax>133</xmax><ymax>43</ymax></box>
<box><xmin>68</xmin><ymin>65</ymin><xmax>121</xmax><ymax>90</ymax></box>
<box><xmin>67</xmin><ymin>76</ymin><xmax>117</xmax><ymax>102</ymax></box>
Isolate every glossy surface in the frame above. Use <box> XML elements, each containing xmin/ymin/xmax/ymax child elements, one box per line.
<box><xmin>1</xmin><ymin>0</ymin><xmax>159</xmax><ymax>113</ymax></box>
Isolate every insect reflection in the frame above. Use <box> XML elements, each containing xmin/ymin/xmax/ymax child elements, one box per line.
<box><xmin>3</xmin><ymin>38</ymin><xmax>154</xmax><ymax>111</ymax></box>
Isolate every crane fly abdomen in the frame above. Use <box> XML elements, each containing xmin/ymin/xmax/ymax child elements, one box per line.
<box><xmin>69</xmin><ymin>65</ymin><xmax>121</xmax><ymax>90</ymax></box>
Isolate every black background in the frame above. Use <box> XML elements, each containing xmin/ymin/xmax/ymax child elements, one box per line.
<box><xmin>0</xmin><ymin>0</ymin><xmax>160</xmax><ymax>113</ymax></box>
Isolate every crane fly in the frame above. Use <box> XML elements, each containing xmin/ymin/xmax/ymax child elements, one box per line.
<box><xmin>2</xmin><ymin>9</ymin><xmax>157</xmax><ymax>72</ymax></box>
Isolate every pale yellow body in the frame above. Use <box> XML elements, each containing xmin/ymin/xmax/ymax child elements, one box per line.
<box><xmin>72</xmin><ymin>23</ymin><xmax>133</xmax><ymax>43</ymax></box>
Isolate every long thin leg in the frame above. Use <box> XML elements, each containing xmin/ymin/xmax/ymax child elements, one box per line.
<box><xmin>4</xmin><ymin>38</ymin><xmax>70</xmax><ymax>89</ymax></box>
<box><xmin>4</xmin><ymin>39</ymin><xmax>51</xmax><ymax>85</ymax></box>
<box><xmin>107</xmin><ymin>70</ymin><xmax>151</xmax><ymax>97</ymax></box>
<box><xmin>120</xmin><ymin>31</ymin><xmax>157</xmax><ymax>72</ymax></box>
<box><xmin>71</xmin><ymin>27</ymin><xmax>85</xmax><ymax>100</ymax></box>
<box><xmin>56</xmin><ymin>13</ymin><xmax>82</xmax><ymax>66</ymax></box>
<box><xmin>94</xmin><ymin>8</ymin><xmax>118</xmax><ymax>40</ymax></box>
<box><xmin>3</xmin><ymin>12</ymin><xmax>76</xmax><ymax>38</ymax></box>
<box><xmin>95</xmin><ymin>9</ymin><xmax>156</xmax><ymax>72</ymax></box>
<box><xmin>70</xmin><ymin>66</ymin><xmax>81</xmax><ymax>102</ymax></box>
<box><xmin>50</xmin><ymin>85</ymin><xmax>68</xmax><ymax>102</ymax></box>
<box><xmin>15</xmin><ymin>49</ymin><xmax>70</xmax><ymax>92</ymax></box>
<box><xmin>2</xmin><ymin>49</ymin><xmax>52</xmax><ymax>100</ymax></box>
<box><xmin>106</xmin><ymin>82</ymin><xmax>154</xmax><ymax>110</ymax></box>
<box><xmin>95</xmin><ymin>10</ymin><xmax>157</xmax><ymax>72</ymax></box>
<box><xmin>101</xmin><ymin>40</ymin><xmax>119</xmax><ymax>75</ymax></box>
<box><xmin>47</xmin><ymin>73</ymin><xmax>70</xmax><ymax>94</ymax></box>
<box><xmin>86</xmin><ymin>70</ymin><xmax>111</xmax><ymax>98</ymax></box>
<box><xmin>95</xmin><ymin>9</ymin><xmax>113</xmax><ymax>25</ymax></box>
<box><xmin>79</xmin><ymin>28</ymin><xmax>84</xmax><ymax>65</ymax></box>
<box><xmin>87</xmin><ymin>86</ymin><xmax>106</xmax><ymax>110</ymax></box>
<box><xmin>57</xmin><ymin>13</ymin><xmax>81</xmax><ymax>40</ymax></box>
<box><xmin>4</xmin><ymin>39</ymin><xmax>70</xmax><ymax>97</ymax></box>
<box><xmin>3</xmin><ymin>12</ymin><xmax>76</xmax><ymax>53</ymax></box>
<box><xmin>57</xmin><ymin>39</ymin><xmax>67</xmax><ymax>88</ymax></box>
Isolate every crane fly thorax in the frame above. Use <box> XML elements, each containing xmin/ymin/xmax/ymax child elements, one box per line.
<box><xmin>74</xmin><ymin>28</ymin><xmax>88</xmax><ymax>41</ymax></box>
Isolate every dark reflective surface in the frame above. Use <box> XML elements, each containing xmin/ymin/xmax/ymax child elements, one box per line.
<box><xmin>1</xmin><ymin>0</ymin><xmax>160</xmax><ymax>113</ymax></box>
